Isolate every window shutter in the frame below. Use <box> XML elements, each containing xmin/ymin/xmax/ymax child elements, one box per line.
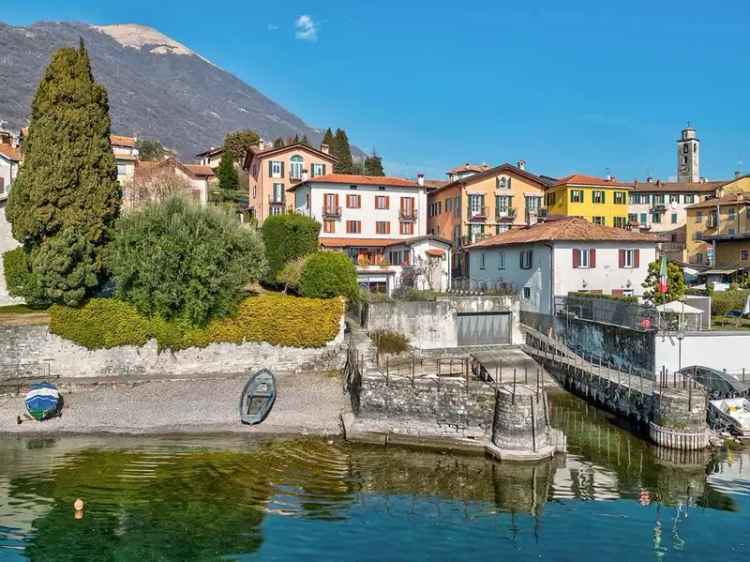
<box><xmin>520</xmin><ymin>252</ymin><xmax>525</xmax><ymax>269</ymax></box>
<box><xmin>280</xmin><ymin>162</ymin><xmax>285</xmax><ymax>178</ymax></box>
<box><xmin>634</xmin><ymin>249</ymin><xmax>640</xmax><ymax>268</ymax></box>
<box><xmin>619</xmin><ymin>249</ymin><xmax>625</xmax><ymax>269</ymax></box>
<box><xmin>573</xmin><ymin>249</ymin><xmax>580</xmax><ymax>268</ymax></box>
<box><xmin>322</xmin><ymin>164</ymin><xmax>326</xmax><ymax>175</ymax></box>
<box><xmin>268</xmin><ymin>161</ymin><xmax>273</xmax><ymax>176</ymax></box>
<box><xmin>590</xmin><ymin>248</ymin><xmax>596</xmax><ymax>268</ymax></box>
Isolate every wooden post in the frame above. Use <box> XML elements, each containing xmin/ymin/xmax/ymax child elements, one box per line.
<box><xmin>530</xmin><ymin>395</ymin><xmax>537</xmax><ymax>452</ymax></box>
<box><xmin>513</xmin><ymin>368</ymin><xmax>517</xmax><ymax>403</ymax></box>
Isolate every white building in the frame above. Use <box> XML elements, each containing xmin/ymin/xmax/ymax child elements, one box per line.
<box><xmin>0</xmin><ymin>144</ymin><xmax>21</xmax><ymax>202</ymax></box>
<box><xmin>465</xmin><ymin>217</ymin><xmax>658</xmax><ymax>315</ymax></box>
<box><xmin>110</xmin><ymin>135</ymin><xmax>139</xmax><ymax>184</ymax></box>
<box><xmin>290</xmin><ymin>173</ymin><xmax>451</xmax><ymax>294</ymax></box>
<box><xmin>628</xmin><ymin>179</ymin><xmax>724</xmax><ymax>232</ymax></box>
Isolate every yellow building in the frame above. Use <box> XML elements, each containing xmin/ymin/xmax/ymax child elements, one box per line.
<box><xmin>543</xmin><ymin>174</ymin><xmax>631</xmax><ymax>228</ymax></box>
<box><xmin>685</xmin><ymin>174</ymin><xmax>750</xmax><ymax>267</ymax></box>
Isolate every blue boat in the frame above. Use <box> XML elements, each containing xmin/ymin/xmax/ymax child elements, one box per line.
<box><xmin>240</xmin><ymin>370</ymin><xmax>276</xmax><ymax>425</ymax></box>
<box><xmin>24</xmin><ymin>382</ymin><xmax>62</xmax><ymax>421</ymax></box>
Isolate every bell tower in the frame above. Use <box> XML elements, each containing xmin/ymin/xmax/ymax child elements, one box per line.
<box><xmin>677</xmin><ymin>124</ymin><xmax>700</xmax><ymax>183</ymax></box>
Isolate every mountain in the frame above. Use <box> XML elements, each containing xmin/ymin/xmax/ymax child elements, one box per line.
<box><xmin>0</xmin><ymin>21</ymin><xmax>355</xmax><ymax>160</ymax></box>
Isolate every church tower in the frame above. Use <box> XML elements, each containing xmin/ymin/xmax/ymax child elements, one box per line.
<box><xmin>677</xmin><ymin>125</ymin><xmax>700</xmax><ymax>183</ymax></box>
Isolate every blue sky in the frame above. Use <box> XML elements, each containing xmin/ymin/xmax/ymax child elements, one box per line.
<box><xmin>4</xmin><ymin>1</ymin><xmax>750</xmax><ymax>181</ymax></box>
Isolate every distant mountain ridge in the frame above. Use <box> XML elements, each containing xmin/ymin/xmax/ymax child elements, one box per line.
<box><xmin>0</xmin><ymin>21</ymin><xmax>351</xmax><ymax>160</ymax></box>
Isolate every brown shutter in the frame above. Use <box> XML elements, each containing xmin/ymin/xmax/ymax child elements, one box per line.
<box><xmin>322</xmin><ymin>164</ymin><xmax>326</xmax><ymax>175</ymax></box>
<box><xmin>619</xmin><ymin>249</ymin><xmax>625</xmax><ymax>268</ymax></box>
<box><xmin>634</xmin><ymin>249</ymin><xmax>640</xmax><ymax>268</ymax></box>
<box><xmin>268</xmin><ymin>161</ymin><xmax>273</xmax><ymax>176</ymax></box>
<box><xmin>573</xmin><ymin>249</ymin><xmax>580</xmax><ymax>268</ymax></box>
<box><xmin>590</xmin><ymin>248</ymin><xmax>596</xmax><ymax>268</ymax></box>
<box><xmin>280</xmin><ymin>161</ymin><xmax>285</xmax><ymax>178</ymax></box>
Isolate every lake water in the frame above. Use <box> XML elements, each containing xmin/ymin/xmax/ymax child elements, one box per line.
<box><xmin>1</xmin><ymin>392</ymin><xmax>749</xmax><ymax>561</ymax></box>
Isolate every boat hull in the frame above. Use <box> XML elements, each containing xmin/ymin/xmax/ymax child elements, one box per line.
<box><xmin>240</xmin><ymin>369</ymin><xmax>276</xmax><ymax>425</ymax></box>
<box><xmin>24</xmin><ymin>382</ymin><xmax>62</xmax><ymax>421</ymax></box>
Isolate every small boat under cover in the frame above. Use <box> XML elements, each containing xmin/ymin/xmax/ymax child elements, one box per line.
<box><xmin>25</xmin><ymin>382</ymin><xmax>62</xmax><ymax>421</ymax></box>
<box><xmin>709</xmin><ymin>398</ymin><xmax>750</xmax><ymax>438</ymax></box>
<box><xmin>240</xmin><ymin>369</ymin><xmax>276</xmax><ymax>425</ymax></box>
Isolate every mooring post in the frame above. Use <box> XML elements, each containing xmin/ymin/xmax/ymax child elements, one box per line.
<box><xmin>513</xmin><ymin>368</ymin><xmax>517</xmax><ymax>403</ymax></box>
<box><xmin>530</xmin><ymin>395</ymin><xmax>537</xmax><ymax>452</ymax></box>
<box><xmin>525</xmin><ymin>366</ymin><xmax>528</xmax><ymax>384</ymax></box>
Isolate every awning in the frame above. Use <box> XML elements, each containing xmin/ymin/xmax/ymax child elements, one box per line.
<box><xmin>701</xmin><ymin>269</ymin><xmax>739</xmax><ymax>275</ymax></box>
<box><xmin>426</xmin><ymin>249</ymin><xmax>445</xmax><ymax>257</ymax></box>
<box><xmin>655</xmin><ymin>301</ymin><xmax>704</xmax><ymax>314</ymax></box>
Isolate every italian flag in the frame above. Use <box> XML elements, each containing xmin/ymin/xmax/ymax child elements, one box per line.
<box><xmin>658</xmin><ymin>255</ymin><xmax>668</xmax><ymax>294</ymax></box>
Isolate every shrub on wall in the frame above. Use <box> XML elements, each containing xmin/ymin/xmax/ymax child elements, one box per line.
<box><xmin>261</xmin><ymin>213</ymin><xmax>320</xmax><ymax>282</ymax></box>
<box><xmin>3</xmin><ymin>248</ymin><xmax>33</xmax><ymax>299</ymax></box>
<box><xmin>109</xmin><ymin>196</ymin><xmax>267</xmax><ymax>326</ymax></box>
<box><xmin>48</xmin><ymin>294</ymin><xmax>343</xmax><ymax>351</ymax></box>
<box><xmin>300</xmin><ymin>251</ymin><xmax>359</xmax><ymax>301</ymax></box>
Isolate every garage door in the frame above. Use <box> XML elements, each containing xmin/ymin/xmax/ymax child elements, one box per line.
<box><xmin>456</xmin><ymin>312</ymin><xmax>511</xmax><ymax>346</ymax></box>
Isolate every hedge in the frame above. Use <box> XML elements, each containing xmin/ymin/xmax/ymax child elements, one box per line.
<box><xmin>49</xmin><ymin>294</ymin><xmax>344</xmax><ymax>351</ymax></box>
<box><xmin>261</xmin><ymin>213</ymin><xmax>320</xmax><ymax>282</ymax></box>
<box><xmin>3</xmin><ymin>247</ymin><xmax>32</xmax><ymax>298</ymax></box>
<box><xmin>711</xmin><ymin>290</ymin><xmax>750</xmax><ymax>317</ymax></box>
<box><xmin>300</xmin><ymin>251</ymin><xmax>359</xmax><ymax>301</ymax></box>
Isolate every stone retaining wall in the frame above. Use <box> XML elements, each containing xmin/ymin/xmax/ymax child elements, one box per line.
<box><xmin>0</xmin><ymin>321</ymin><xmax>346</xmax><ymax>378</ymax></box>
<box><xmin>492</xmin><ymin>387</ymin><xmax>551</xmax><ymax>451</ymax></box>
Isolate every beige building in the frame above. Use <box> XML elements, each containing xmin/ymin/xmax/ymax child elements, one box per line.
<box><xmin>242</xmin><ymin>142</ymin><xmax>335</xmax><ymax>222</ymax></box>
<box><xmin>110</xmin><ymin>135</ymin><xmax>139</xmax><ymax>184</ymax></box>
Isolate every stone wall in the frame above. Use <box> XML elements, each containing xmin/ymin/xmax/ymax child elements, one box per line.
<box><xmin>0</xmin><ymin>321</ymin><xmax>346</xmax><ymax>378</ymax></box>
<box><xmin>358</xmin><ymin>371</ymin><xmax>496</xmax><ymax>431</ymax></box>
<box><xmin>492</xmin><ymin>387</ymin><xmax>552</xmax><ymax>451</ymax></box>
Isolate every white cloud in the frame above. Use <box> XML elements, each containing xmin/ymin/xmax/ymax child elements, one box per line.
<box><xmin>295</xmin><ymin>15</ymin><xmax>318</xmax><ymax>41</ymax></box>
<box><xmin>267</xmin><ymin>24</ymin><xmax>279</xmax><ymax>31</ymax></box>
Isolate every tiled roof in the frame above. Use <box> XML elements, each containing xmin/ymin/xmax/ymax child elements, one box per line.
<box><xmin>631</xmin><ymin>180</ymin><xmax>726</xmax><ymax>193</ymax></box>
<box><xmin>320</xmin><ymin>235</ymin><xmax>451</xmax><ymax>249</ymax></box>
<box><xmin>431</xmin><ymin>162</ymin><xmax>550</xmax><ymax>195</ymax></box>
<box><xmin>448</xmin><ymin>163</ymin><xmax>491</xmax><ymax>175</ymax></box>
<box><xmin>467</xmin><ymin>217</ymin><xmax>658</xmax><ymax>249</ymax></box>
<box><xmin>553</xmin><ymin>174</ymin><xmax>633</xmax><ymax>189</ymax></box>
<box><xmin>686</xmin><ymin>193</ymin><xmax>750</xmax><ymax>210</ymax></box>
<box><xmin>110</xmin><ymin>134</ymin><xmax>136</xmax><ymax>147</ymax></box>
<box><xmin>243</xmin><ymin>142</ymin><xmax>336</xmax><ymax>169</ymax></box>
<box><xmin>182</xmin><ymin>164</ymin><xmax>215</xmax><ymax>177</ymax></box>
<box><xmin>290</xmin><ymin>173</ymin><xmax>421</xmax><ymax>191</ymax></box>
<box><xmin>423</xmin><ymin>179</ymin><xmax>449</xmax><ymax>189</ymax></box>
<box><xmin>0</xmin><ymin>144</ymin><xmax>21</xmax><ymax>161</ymax></box>
<box><xmin>194</xmin><ymin>146</ymin><xmax>224</xmax><ymax>158</ymax></box>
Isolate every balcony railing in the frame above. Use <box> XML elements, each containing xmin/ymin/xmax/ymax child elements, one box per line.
<box><xmin>399</xmin><ymin>208</ymin><xmax>418</xmax><ymax>221</ymax></box>
<box><xmin>467</xmin><ymin>207</ymin><xmax>487</xmax><ymax>221</ymax></box>
<box><xmin>495</xmin><ymin>207</ymin><xmax>516</xmax><ymax>221</ymax></box>
<box><xmin>268</xmin><ymin>195</ymin><xmax>285</xmax><ymax>206</ymax></box>
<box><xmin>322</xmin><ymin>206</ymin><xmax>342</xmax><ymax>219</ymax></box>
<box><xmin>650</xmin><ymin>204</ymin><xmax>666</xmax><ymax>213</ymax></box>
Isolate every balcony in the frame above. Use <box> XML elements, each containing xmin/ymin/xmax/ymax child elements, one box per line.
<box><xmin>268</xmin><ymin>195</ymin><xmax>285</xmax><ymax>207</ymax></box>
<box><xmin>467</xmin><ymin>207</ymin><xmax>488</xmax><ymax>221</ymax></box>
<box><xmin>399</xmin><ymin>208</ymin><xmax>418</xmax><ymax>221</ymax></box>
<box><xmin>495</xmin><ymin>207</ymin><xmax>516</xmax><ymax>222</ymax></box>
<box><xmin>650</xmin><ymin>203</ymin><xmax>666</xmax><ymax>213</ymax></box>
<box><xmin>322</xmin><ymin>206</ymin><xmax>342</xmax><ymax>219</ymax></box>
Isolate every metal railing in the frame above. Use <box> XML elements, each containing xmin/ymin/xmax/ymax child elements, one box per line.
<box><xmin>322</xmin><ymin>206</ymin><xmax>342</xmax><ymax>218</ymax></box>
<box><xmin>467</xmin><ymin>207</ymin><xmax>488</xmax><ymax>221</ymax></box>
<box><xmin>495</xmin><ymin>208</ymin><xmax>516</xmax><ymax>221</ymax></box>
<box><xmin>399</xmin><ymin>209</ymin><xmax>417</xmax><ymax>221</ymax></box>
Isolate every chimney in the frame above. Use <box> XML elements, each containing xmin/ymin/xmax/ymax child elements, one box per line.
<box><xmin>517</xmin><ymin>160</ymin><xmax>526</xmax><ymax>171</ymax></box>
<box><xmin>320</xmin><ymin>143</ymin><xmax>330</xmax><ymax>154</ymax></box>
<box><xmin>606</xmin><ymin>174</ymin><xmax>613</xmax><ymax>181</ymax></box>
<box><xmin>416</xmin><ymin>173</ymin><xmax>425</xmax><ymax>187</ymax></box>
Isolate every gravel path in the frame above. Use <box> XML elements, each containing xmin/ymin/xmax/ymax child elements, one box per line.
<box><xmin>0</xmin><ymin>371</ymin><xmax>349</xmax><ymax>436</ymax></box>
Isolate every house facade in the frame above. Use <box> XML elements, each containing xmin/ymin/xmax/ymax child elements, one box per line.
<box><xmin>427</xmin><ymin>162</ymin><xmax>550</xmax><ymax>275</ymax></box>
<box><xmin>243</xmin><ymin>142</ymin><xmax>335</xmax><ymax>223</ymax></box>
<box><xmin>110</xmin><ymin>135</ymin><xmax>139</xmax><ymax>184</ymax></box>
<box><xmin>195</xmin><ymin>147</ymin><xmax>226</xmax><ymax>169</ymax></box>
<box><xmin>124</xmin><ymin>159</ymin><xmax>215</xmax><ymax>209</ymax></box>
<box><xmin>544</xmin><ymin>174</ymin><xmax>631</xmax><ymax>228</ymax></box>
<box><xmin>627</xmin><ymin>179</ymin><xmax>723</xmax><ymax>232</ymax></box>
<box><xmin>291</xmin><ymin>174</ymin><xmax>450</xmax><ymax>294</ymax></box>
<box><xmin>465</xmin><ymin>217</ymin><xmax>658</xmax><ymax>315</ymax></box>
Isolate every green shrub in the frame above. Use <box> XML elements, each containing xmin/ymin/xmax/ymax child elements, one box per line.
<box><xmin>711</xmin><ymin>289</ymin><xmax>750</xmax><ymax>317</ymax></box>
<box><xmin>300</xmin><ymin>251</ymin><xmax>359</xmax><ymax>301</ymax></box>
<box><xmin>48</xmin><ymin>294</ymin><xmax>344</xmax><ymax>351</ymax></box>
<box><xmin>3</xmin><ymin>248</ymin><xmax>32</xmax><ymax>299</ymax></box>
<box><xmin>109</xmin><ymin>197</ymin><xmax>267</xmax><ymax>326</ymax></box>
<box><xmin>261</xmin><ymin>213</ymin><xmax>320</xmax><ymax>282</ymax></box>
<box><xmin>277</xmin><ymin>256</ymin><xmax>307</xmax><ymax>294</ymax></box>
<box><xmin>370</xmin><ymin>330</ymin><xmax>409</xmax><ymax>354</ymax></box>
<box><xmin>568</xmin><ymin>291</ymin><xmax>639</xmax><ymax>304</ymax></box>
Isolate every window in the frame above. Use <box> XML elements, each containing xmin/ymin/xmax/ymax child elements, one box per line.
<box><xmin>683</xmin><ymin>144</ymin><xmax>688</xmax><ymax>154</ymax></box>
<box><xmin>684</xmin><ymin>194</ymin><xmax>695</xmax><ymax>204</ymax></box>
<box><xmin>742</xmin><ymin>250</ymin><xmax>749</xmax><ymax>262</ymax></box>
<box><xmin>614</xmin><ymin>191</ymin><xmax>626</xmax><ymax>204</ymax></box>
<box><xmin>270</xmin><ymin>206</ymin><xmax>283</xmax><ymax>216</ymax></box>
<box><xmin>572</xmin><ymin>248</ymin><xmax>596</xmax><ymax>268</ymax></box>
<box><xmin>311</xmin><ymin>163</ymin><xmax>326</xmax><ymax>177</ymax></box>
<box><xmin>376</xmin><ymin>221</ymin><xmax>390</xmax><ymax>234</ymax></box>
<box><xmin>653</xmin><ymin>194</ymin><xmax>665</xmax><ymax>205</ymax></box>
<box><xmin>628</xmin><ymin>213</ymin><xmax>638</xmax><ymax>225</ymax></box>
<box><xmin>592</xmin><ymin>216</ymin><xmax>605</xmax><ymax>225</ymax></box>
<box><xmin>117</xmin><ymin>164</ymin><xmax>128</xmax><ymax>176</ymax></box>
<box><xmin>400</xmin><ymin>222</ymin><xmax>414</xmax><ymax>235</ymax></box>
<box><xmin>523</xmin><ymin>287</ymin><xmax>532</xmax><ymax>300</ymax></box>
<box><xmin>446</xmin><ymin>198</ymin><xmax>453</xmax><ymax>211</ymax></box>
<box><xmin>289</xmin><ymin>155</ymin><xmax>304</xmax><ymax>180</ymax></box>
<box><xmin>323</xmin><ymin>220</ymin><xmax>335</xmax><ymax>233</ymax></box>
<box><xmin>619</xmin><ymin>249</ymin><xmax>639</xmax><ymax>269</ymax></box>
<box><xmin>468</xmin><ymin>194</ymin><xmax>484</xmax><ymax>217</ymax></box>
<box><xmin>497</xmin><ymin>251</ymin><xmax>505</xmax><ymax>270</ymax></box>
<box><xmin>495</xmin><ymin>224</ymin><xmax>509</xmax><ymax>235</ymax></box>
<box><xmin>695</xmin><ymin>211</ymin><xmax>703</xmax><ymax>223</ymax></box>
<box><xmin>346</xmin><ymin>194</ymin><xmax>361</xmax><ymax>208</ymax></box>
<box><xmin>545</xmin><ymin>191</ymin><xmax>557</xmax><ymax>206</ymax></box>
<box><xmin>669</xmin><ymin>193</ymin><xmax>679</xmax><ymax>203</ymax></box>
<box><xmin>271</xmin><ymin>183</ymin><xmax>285</xmax><ymax>203</ymax></box>
<box><xmin>496</xmin><ymin>195</ymin><xmax>512</xmax><ymax>214</ymax></box>
<box><xmin>479</xmin><ymin>253</ymin><xmax>486</xmax><ymax>270</ymax></box>
<box><xmin>729</xmin><ymin>207</ymin><xmax>736</xmax><ymax>221</ymax></box>
<box><xmin>570</xmin><ymin>190</ymin><xmax>584</xmax><ymax>203</ymax></box>
<box><xmin>640</xmin><ymin>213</ymin><xmax>648</xmax><ymax>226</ymax></box>
<box><xmin>269</xmin><ymin>160</ymin><xmax>284</xmax><ymax>178</ymax></box>
<box><xmin>497</xmin><ymin>176</ymin><xmax>512</xmax><ymax>189</ymax></box>
<box><xmin>683</xmin><ymin>155</ymin><xmax>688</xmax><ymax>164</ymax></box>
<box><xmin>324</xmin><ymin>193</ymin><xmax>339</xmax><ymax>214</ymax></box>
<box><xmin>671</xmin><ymin>213</ymin><xmax>678</xmax><ymax>224</ymax></box>
<box><xmin>400</xmin><ymin>196</ymin><xmax>416</xmax><ymax>219</ymax></box>
<box><xmin>346</xmin><ymin>220</ymin><xmax>361</xmax><ymax>234</ymax></box>
<box><xmin>375</xmin><ymin>195</ymin><xmax>389</xmax><ymax>209</ymax></box>
<box><xmin>652</xmin><ymin>212</ymin><xmax>661</xmax><ymax>224</ymax></box>
<box><xmin>613</xmin><ymin>216</ymin><xmax>626</xmax><ymax>228</ymax></box>
<box><xmin>0</xmin><ymin>177</ymin><xmax>4</xmax><ymax>194</ymax></box>
<box><xmin>695</xmin><ymin>253</ymin><xmax>704</xmax><ymax>265</ymax></box>
<box><xmin>520</xmin><ymin>250</ymin><xmax>533</xmax><ymax>269</ymax></box>
<box><xmin>592</xmin><ymin>191</ymin><xmax>605</xmax><ymax>204</ymax></box>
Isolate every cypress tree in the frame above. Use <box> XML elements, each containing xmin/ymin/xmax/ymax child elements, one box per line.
<box><xmin>333</xmin><ymin>128</ymin><xmax>353</xmax><ymax>174</ymax></box>
<box><xmin>364</xmin><ymin>150</ymin><xmax>385</xmax><ymax>176</ymax></box>
<box><xmin>273</xmin><ymin>138</ymin><xmax>285</xmax><ymax>148</ymax></box>
<box><xmin>322</xmin><ymin>128</ymin><xmax>334</xmax><ymax>150</ymax></box>
<box><xmin>300</xmin><ymin>134</ymin><xmax>310</xmax><ymax>147</ymax></box>
<box><xmin>6</xmin><ymin>41</ymin><xmax>120</xmax><ymax>305</ymax></box>
<box><xmin>215</xmin><ymin>149</ymin><xmax>240</xmax><ymax>203</ymax></box>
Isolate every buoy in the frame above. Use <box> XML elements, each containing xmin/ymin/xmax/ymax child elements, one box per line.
<box><xmin>73</xmin><ymin>498</ymin><xmax>84</xmax><ymax>512</ymax></box>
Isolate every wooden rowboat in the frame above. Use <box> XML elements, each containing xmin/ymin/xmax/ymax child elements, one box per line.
<box><xmin>25</xmin><ymin>382</ymin><xmax>62</xmax><ymax>421</ymax></box>
<box><xmin>240</xmin><ymin>369</ymin><xmax>276</xmax><ymax>425</ymax></box>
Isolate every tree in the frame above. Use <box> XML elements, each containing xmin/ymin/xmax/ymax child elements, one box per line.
<box><xmin>277</xmin><ymin>256</ymin><xmax>307</xmax><ymax>294</ymax></box>
<box><xmin>300</xmin><ymin>251</ymin><xmax>359</xmax><ymax>300</ymax></box>
<box><xmin>642</xmin><ymin>259</ymin><xmax>685</xmax><ymax>305</ymax></box>
<box><xmin>261</xmin><ymin>213</ymin><xmax>321</xmax><ymax>282</ymax></box>
<box><xmin>364</xmin><ymin>150</ymin><xmax>385</xmax><ymax>176</ymax></box>
<box><xmin>124</xmin><ymin>165</ymin><xmax>192</xmax><ymax>209</ymax></box>
<box><xmin>273</xmin><ymin>138</ymin><xmax>285</xmax><ymax>148</ymax></box>
<box><xmin>213</xmin><ymin>149</ymin><xmax>240</xmax><ymax>206</ymax></box>
<box><xmin>5</xmin><ymin>41</ymin><xmax>120</xmax><ymax>305</ymax></box>
<box><xmin>135</xmin><ymin>138</ymin><xmax>169</xmax><ymax>161</ymax></box>
<box><xmin>300</xmin><ymin>134</ymin><xmax>311</xmax><ymax>147</ymax></box>
<box><xmin>224</xmin><ymin>129</ymin><xmax>260</xmax><ymax>161</ymax></box>
<box><xmin>322</xmin><ymin>128</ymin><xmax>334</xmax><ymax>150</ymax></box>
<box><xmin>350</xmin><ymin>159</ymin><xmax>365</xmax><ymax>175</ymax></box>
<box><xmin>332</xmin><ymin>128</ymin><xmax>353</xmax><ymax>173</ymax></box>
<box><xmin>109</xmin><ymin>196</ymin><xmax>267</xmax><ymax>326</ymax></box>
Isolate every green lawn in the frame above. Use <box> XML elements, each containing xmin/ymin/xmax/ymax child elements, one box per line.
<box><xmin>0</xmin><ymin>304</ymin><xmax>50</xmax><ymax>315</ymax></box>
